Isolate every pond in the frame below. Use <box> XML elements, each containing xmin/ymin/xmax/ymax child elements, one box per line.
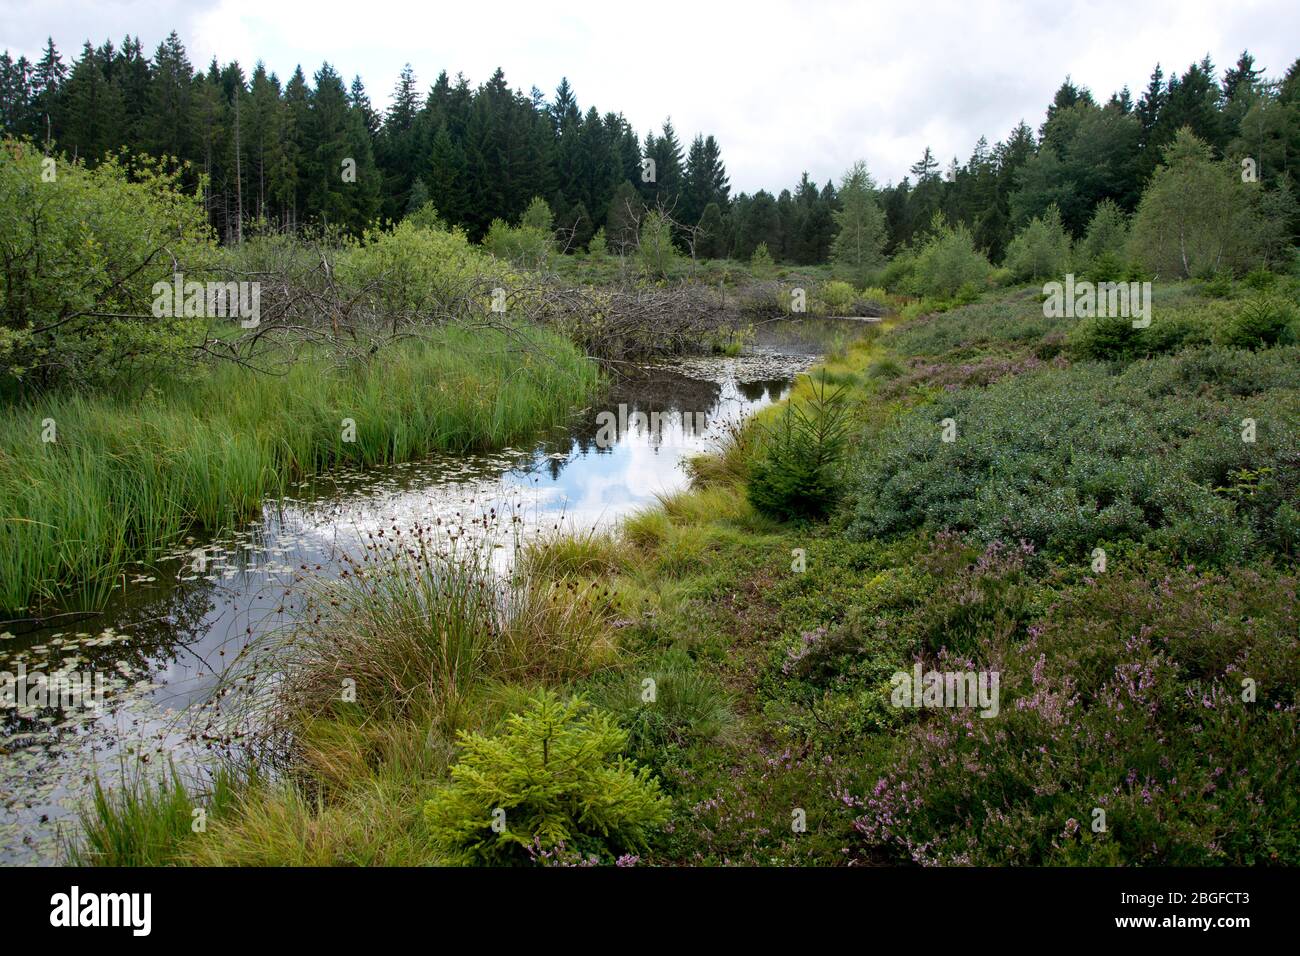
<box><xmin>0</xmin><ymin>317</ymin><xmax>869</xmax><ymax>864</ymax></box>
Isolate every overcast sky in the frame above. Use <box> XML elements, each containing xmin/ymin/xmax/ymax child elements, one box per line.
<box><xmin>2</xmin><ymin>0</ymin><xmax>1296</xmax><ymax>192</ymax></box>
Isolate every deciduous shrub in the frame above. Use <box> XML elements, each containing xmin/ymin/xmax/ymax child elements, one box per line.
<box><xmin>908</xmin><ymin>219</ymin><xmax>992</xmax><ymax>298</ymax></box>
<box><xmin>876</xmin><ymin>248</ymin><xmax>918</xmax><ymax>293</ymax></box>
<box><xmin>338</xmin><ymin>219</ymin><xmax>514</xmax><ymax>321</ymax></box>
<box><xmin>819</xmin><ymin>279</ymin><xmax>857</xmax><ymax>314</ymax></box>
<box><xmin>482</xmin><ymin>196</ymin><xmax>554</xmax><ymax>269</ymax></box>
<box><xmin>0</xmin><ymin>138</ymin><xmax>215</xmax><ymax>390</ymax></box>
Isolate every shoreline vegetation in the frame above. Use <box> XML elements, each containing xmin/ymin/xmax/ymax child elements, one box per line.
<box><xmin>67</xmin><ymin>276</ymin><xmax>1300</xmax><ymax>866</ymax></box>
<box><xmin>1</xmin><ymin>40</ymin><xmax>1297</xmax><ymax>866</ymax></box>
<box><xmin>0</xmin><ymin>328</ymin><xmax>600</xmax><ymax>614</ymax></box>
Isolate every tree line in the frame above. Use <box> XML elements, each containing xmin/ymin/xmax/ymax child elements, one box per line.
<box><xmin>2</xmin><ymin>32</ymin><xmax>1296</xmax><ymax>264</ymax></box>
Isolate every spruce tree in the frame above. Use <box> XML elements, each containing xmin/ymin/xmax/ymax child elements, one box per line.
<box><xmin>61</xmin><ymin>43</ymin><xmax>125</xmax><ymax>163</ymax></box>
<box><xmin>146</xmin><ymin>32</ymin><xmax>194</xmax><ymax>164</ymax></box>
<box><xmin>830</xmin><ymin>161</ymin><xmax>887</xmax><ymax>287</ymax></box>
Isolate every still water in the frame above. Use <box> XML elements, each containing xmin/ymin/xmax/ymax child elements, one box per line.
<box><xmin>0</xmin><ymin>318</ymin><xmax>864</xmax><ymax>864</ymax></box>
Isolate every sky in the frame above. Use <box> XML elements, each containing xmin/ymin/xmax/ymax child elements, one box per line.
<box><xmin>1</xmin><ymin>0</ymin><xmax>1297</xmax><ymax>193</ymax></box>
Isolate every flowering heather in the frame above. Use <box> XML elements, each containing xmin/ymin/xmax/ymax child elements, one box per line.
<box><xmin>848</xmin><ymin>560</ymin><xmax>1299</xmax><ymax>865</ymax></box>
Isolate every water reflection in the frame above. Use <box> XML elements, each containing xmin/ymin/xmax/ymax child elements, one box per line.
<box><xmin>0</xmin><ymin>318</ymin><xmax>867</xmax><ymax>864</ymax></box>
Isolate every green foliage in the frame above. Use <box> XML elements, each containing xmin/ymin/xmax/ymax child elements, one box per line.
<box><xmin>748</xmin><ymin>377</ymin><xmax>850</xmax><ymax>521</ymax></box>
<box><xmin>696</xmin><ymin>201</ymin><xmax>727</xmax><ymax>258</ymax></box>
<box><xmin>875</xmin><ymin>249</ymin><xmax>917</xmax><ymax>293</ymax></box>
<box><xmin>636</xmin><ymin>211</ymin><xmax>679</xmax><ymax>278</ymax></box>
<box><xmin>587</xmin><ymin>226</ymin><xmax>609</xmax><ymax>258</ymax></box>
<box><xmin>520</xmin><ymin>195</ymin><xmax>553</xmax><ymax>232</ymax></box>
<box><xmin>1129</xmin><ymin>129</ymin><xmax>1263</xmax><ymax>278</ymax></box>
<box><xmin>819</xmin><ymin>279</ymin><xmax>857</xmax><ymax>314</ymax></box>
<box><xmin>1200</xmin><ymin>271</ymin><xmax>1235</xmax><ymax>297</ymax></box>
<box><xmin>1222</xmin><ymin>294</ymin><xmax>1295</xmax><ymax>349</ymax></box>
<box><xmin>1068</xmin><ymin>309</ymin><xmax>1214</xmax><ymax>362</ymax></box>
<box><xmin>1068</xmin><ymin>314</ymin><xmax>1146</xmax><ymax>360</ymax></box>
<box><xmin>889</xmin><ymin>293</ymin><xmax>1077</xmax><ymax>358</ymax></box>
<box><xmin>422</xmin><ymin>691</ymin><xmax>671</xmax><ymax>865</ymax></box>
<box><xmin>908</xmin><ymin>217</ymin><xmax>992</xmax><ymax>297</ymax></box>
<box><xmin>404</xmin><ymin>200</ymin><xmax>444</xmax><ymax>232</ymax></box>
<box><xmin>340</xmin><ymin>219</ymin><xmax>513</xmax><ymax>317</ymax></box>
<box><xmin>0</xmin><ymin>138</ymin><xmax>215</xmax><ymax>390</ymax></box>
<box><xmin>749</xmin><ymin>242</ymin><xmax>776</xmax><ymax>278</ymax></box>
<box><xmin>847</xmin><ymin>346</ymin><xmax>1300</xmax><ymax>563</ymax></box>
<box><xmin>850</xmin><ymin>553</ymin><xmax>1300</xmax><ymax>865</ymax></box>
<box><xmin>1081</xmin><ymin>250</ymin><xmax>1127</xmax><ymax>283</ymax></box>
<box><xmin>831</xmin><ymin>161</ymin><xmax>887</xmax><ymax>287</ymax></box>
<box><xmin>1241</xmin><ymin>266</ymin><xmax>1278</xmax><ymax>292</ymax></box>
<box><xmin>69</xmin><ymin>765</ymin><xmax>244</xmax><ymax>866</ymax></box>
<box><xmin>0</xmin><ymin>327</ymin><xmax>598</xmax><ymax>611</ymax></box>
<box><xmin>1076</xmin><ymin>199</ymin><xmax>1130</xmax><ymax>275</ymax></box>
<box><xmin>482</xmin><ymin>202</ymin><xmax>553</xmax><ymax>271</ymax></box>
<box><xmin>585</xmin><ymin>650</ymin><xmax>734</xmax><ymax>773</ymax></box>
<box><xmin>1004</xmin><ymin>204</ymin><xmax>1071</xmax><ymax>281</ymax></box>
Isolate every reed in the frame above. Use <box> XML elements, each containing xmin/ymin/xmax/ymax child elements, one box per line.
<box><xmin>0</xmin><ymin>325</ymin><xmax>599</xmax><ymax>613</ymax></box>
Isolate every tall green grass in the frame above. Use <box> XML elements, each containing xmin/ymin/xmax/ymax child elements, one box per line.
<box><xmin>0</xmin><ymin>324</ymin><xmax>599</xmax><ymax>612</ymax></box>
<box><xmin>66</xmin><ymin>765</ymin><xmax>246</xmax><ymax>866</ymax></box>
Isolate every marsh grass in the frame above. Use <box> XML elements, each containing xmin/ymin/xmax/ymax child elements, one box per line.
<box><xmin>518</xmin><ymin>527</ymin><xmax>626</xmax><ymax>579</ymax></box>
<box><xmin>265</xmin><ymin>524</ymin><xmax>617</xmax><ymax>739</ymax></box>
<box><xmin>67</xmin><ymin>763</ymin><xmax>246</xmax><ymax>866</ymax></box>
<box><xmin>71</xmin><ymin>525</ymin><xmax>624</xmax><ymax>867</ymax></box>
<box><xmin>0</xmin><ymin>325</ymin><xmax>598</xmax><ymax>612</ymax></box>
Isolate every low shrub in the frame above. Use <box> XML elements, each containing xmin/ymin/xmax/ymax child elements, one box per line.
<box><xmin>876</xmin><ymin>250</ymin><xmax>918</xmax><ymax>293</ymax></box>
<box><xmin>338</xmin><ymin>219</ymin><xmax>515</xmax><ymax>320</ymax></box>
<box><xmin>850</xmin><ymin>561</ymin><xmax>1299</xmax><ymax>865</ymax></box>
<box><xmin>846</xmin><ymin>347</ymin><xmax>1300</xmax><ymax>563</ymax></box>
<box><xmin>1220</xmin><ymin>295</ymin><xmax>1295</xmax><ymax>349</ymax></box>
<box><xmin>1068</xmin><ymin>310</ymin><xmax>1213</xmax><ymax>361</ymax></box>
<box><xmin>819</xmin><ymin>279</ymin><xmax>857</xmax><ymax>314</ymax></box>
<box><xmin>748</xmin><ymin>377</ymin><xmax>850</xmax><ymax>521</ymax></box>
<box><xmin>422</xmin><ymin>690</ymin><xmax>671</xmax><ymax>865</ymax></box>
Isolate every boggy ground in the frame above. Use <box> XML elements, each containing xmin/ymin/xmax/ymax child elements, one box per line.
<box><xmin>71</xmin><ymin>279</ymin><xmax>1300</xmax><ymax>866</ymax></box>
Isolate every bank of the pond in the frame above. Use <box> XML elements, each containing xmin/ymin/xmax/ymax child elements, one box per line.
<box><xmin>62</xmin><ymin>322</ymin><xmax>884</xmax><ymax>867</ymax></box>
<box><xmin>0</xmin><ymin>325</ymin><xmax>599</xmax><ymax>614</ymax></box>
<box><xmin>67</xmin><ymin>288</ymin><xmax>1299</xmax><ymax>867</ymax></box>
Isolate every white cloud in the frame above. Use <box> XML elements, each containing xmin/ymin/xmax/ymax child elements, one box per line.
<box><xmin>3</xmin><ymin>0</ymin><xmax>1296</xmax><ymax>191</ymax></box>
